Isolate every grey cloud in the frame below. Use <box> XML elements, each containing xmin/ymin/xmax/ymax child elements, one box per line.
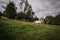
<box><xmin>28</xmin><ymin>0</ymin><xmax>60</xmax><ymax>18</ymax></box>
<box><xmin>0</xmin><ymin>0</ymin><xmax>60</xmax><ymax>18</ymax></box>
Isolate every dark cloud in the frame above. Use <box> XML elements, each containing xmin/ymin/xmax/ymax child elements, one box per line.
<box><xmin>0</xmin><ymin>0</ymin><xmax>60</xmax><ymax>18</ymax></box>
<box><xmin>28</xmin><ymin>0</ymin><xmax>60</xmax><ymax>18</ymax></box>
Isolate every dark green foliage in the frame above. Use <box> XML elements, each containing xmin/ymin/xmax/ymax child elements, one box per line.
<box><xmin>16</xmin><ymin>12</ymin><xmax>25</xmax><ymax>19</ymax></box>
<box><xmin>0</xmin><ymin>12</ymin><xmax>2</xmax><ymax>18</ymax></box>
<box><xmin>33</xmin><ymin>16</ymin><xmax>39</xmax><ymax>21</ymax></box>
<box><xmin>44</xmin><ymin>14</ymin><xmax>60</xmax><ymax>25</ymax></box>
<box><xmin>0</xmin><ymin>12</ymin><xmax>2</xmax><ymax>16</ymax></box>
<box><xmin>53</xmin><ymin>14</ymin><xmax>60</xmax><ymax>25</ymax></box>
<box><xmin>23</xmin><ymin>0</ymin><xmax>35</xmax><ymax>21</ymax></box>
<box><xmin>16</xmin><ymin>0</ymin><xmax>35</xmax><ymax>22</ymax></box>
<box><xmin>44</xmin><ymin>16</ymin><xmax>53</xmax><ymax>24</ymax></box>
<box><xmin>2</xmin><ymin>0</ymin><xmax>37</xmax><ymax>22</ymax></box>
<box><xmin>4</xmin><ymin>2</ymin><xmax>17</xmax><ymax>19</ymax></box>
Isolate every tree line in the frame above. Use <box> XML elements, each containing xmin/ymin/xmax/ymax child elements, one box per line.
<box><xmin>44</xmin><ymin>14</ymin><xmax>60</xmax><ymax>25</ymax></box>
<box><xmin>0</xmin><ymin>0</ymin><xmax>38</xmax><ymax>22</ymax></box>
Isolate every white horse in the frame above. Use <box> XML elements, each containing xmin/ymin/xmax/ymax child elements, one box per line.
<box><xmin>33</xmin><ymin>20</ymin><xmax>43</xmax><ymax>24</ymax></box>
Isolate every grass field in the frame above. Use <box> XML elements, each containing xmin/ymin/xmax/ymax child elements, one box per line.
<box><xmin>0</xmin><ymin>18</ymin><xmax>60</xmax><ymax>40</ymax></box>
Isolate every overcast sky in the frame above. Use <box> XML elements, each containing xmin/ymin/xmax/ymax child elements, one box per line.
<box><xmin>0</xmin><ymin>0</ymin><xmax>60</xmax><ymax>18</ymax></box>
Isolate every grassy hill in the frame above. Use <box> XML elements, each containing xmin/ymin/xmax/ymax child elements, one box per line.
<box><xmin>0</xmin><ymin>18</ymin><xmax>60</xmax><ymax>40</ymax></box>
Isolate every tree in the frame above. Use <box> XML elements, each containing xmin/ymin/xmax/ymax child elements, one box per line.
<box><xmin>4</xmin><ymin>2</ymin><xmax>17</xmax><ymax>19</ymax></box>
<box><xmin>53</xmin><ymin>14</ymin><xmax>60</xmax><ymax>25</ymax></box>
<box><xmin>24</xmin><ymin>0</ymin><xmax>29</xmax><ymax>13</ymax></box>
<box><xmin>34</xmin><ymin>16</ymin><xmax>39</xmax><ymax>21</ymax></box>
<box><xmin>16</xmin><ymin>12</ymin><xmax>25</xmax><ymax>19</ymax></box>
<box><xmin>44</xmin><ymin>16</ymin><xmax>53</xmax><ymax>24</ymax></box>
<box><xmin>0</xmin><ymin>12</ymin><xmax>2</xmax><ymax>18</ymax></box>
<box><xmin>44</xmin><ymin>14</ymin><xmax>60</xmax><ymax>25</ymax></box>
<box><xmin>24</xmin><ymin>0</ymin><xmax>35</xmax><ymax>21</ymax></box>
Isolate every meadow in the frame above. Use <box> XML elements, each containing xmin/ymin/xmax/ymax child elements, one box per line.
<box><xmin>0</xmin><ymin>18</ymin><xmax>60</xmax><ymax>40</ymax></box>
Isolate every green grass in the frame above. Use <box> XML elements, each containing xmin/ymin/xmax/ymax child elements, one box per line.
<box><xmin>0</xmin><ymin>18</ymin><xmax>60</xmax><ymax>40</ymax></box>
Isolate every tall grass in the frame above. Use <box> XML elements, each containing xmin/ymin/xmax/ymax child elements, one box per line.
<box><xmin>0</xmin><ymin>18</ymin><xmax>60</xmax><ymax>40</ymax></box>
